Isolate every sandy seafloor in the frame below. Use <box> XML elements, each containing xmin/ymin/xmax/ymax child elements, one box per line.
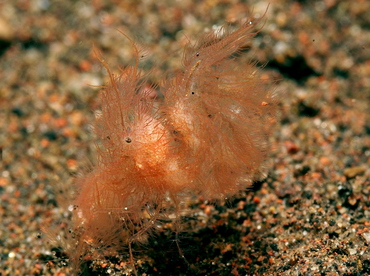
<box><xmin>0</xmin><ymin>0</ymin><xmax>369</xmax><ymax>275</ymax></box>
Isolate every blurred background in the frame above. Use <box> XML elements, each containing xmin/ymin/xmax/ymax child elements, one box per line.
<box><xmin>0</xmin><ymin>0</ymin><xmax>369</xmax><ymax>275</ymax></box>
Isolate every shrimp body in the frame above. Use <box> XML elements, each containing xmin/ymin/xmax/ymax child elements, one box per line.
<box><xmin>57</xmin><ymin>13</ymin><xmax>279</xmax><ymax>273</ymax></box>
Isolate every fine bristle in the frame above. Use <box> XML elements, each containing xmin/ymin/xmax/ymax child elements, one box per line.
<box><xmin>163</xmin><ymin>17</ymin><xmax>277</xmax><ymax>198</ymax></box>
<box><xmin>51</xmin><ymin>12</ymin><xmax>280</xmax><ymax>274</ymax></box>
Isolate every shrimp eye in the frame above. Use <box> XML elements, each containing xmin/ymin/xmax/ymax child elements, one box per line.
<box><xmin>196</xmin><ymin>52</ymin><xmax>200</xmax><ymax>57</ymax></box>
<box><xmin>125</xmin><ymin>137</ymin><xmax>132</xmax><ymax>143</ymax></box>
